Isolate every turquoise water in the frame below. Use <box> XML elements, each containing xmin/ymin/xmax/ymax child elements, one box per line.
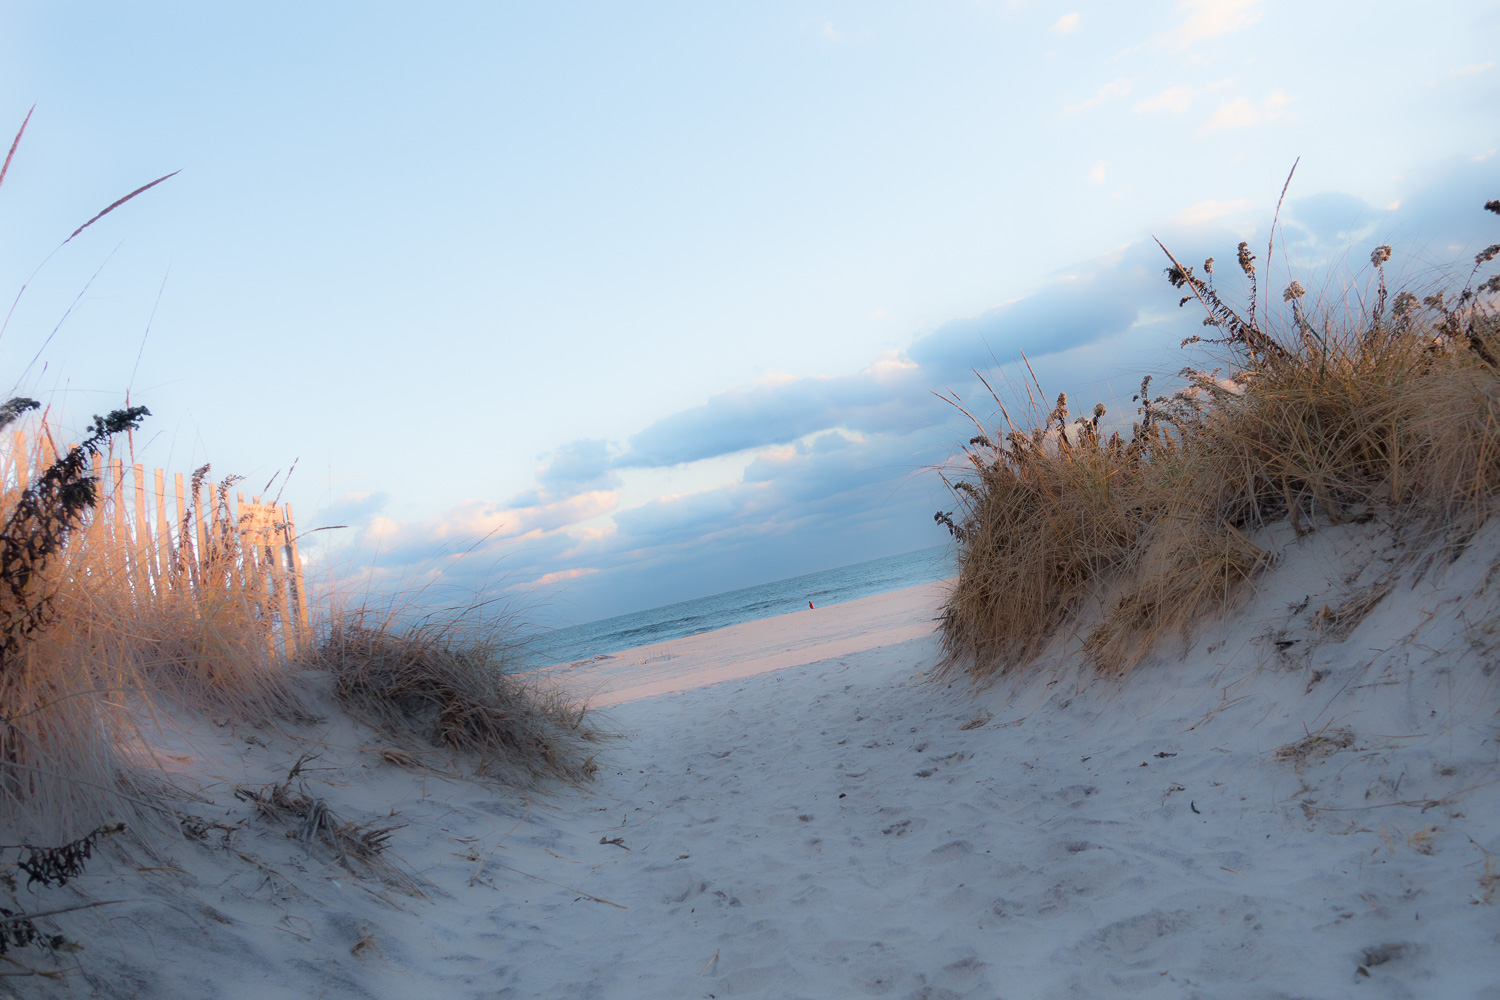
<box><xmin>523</xmin><ymin>544</ymin><xmax>954</xmax><ymax>667</ymax></box>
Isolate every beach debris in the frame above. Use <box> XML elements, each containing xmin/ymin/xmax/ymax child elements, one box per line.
<box><xmin>1313</xmin><ymin>580</ymin><xmax>1393</xmax><ymax>642</ymax></box>
<box><xmin>3</xmin><ymin>821</ymin><xmax>126</xmax><ymax>890</ymax></box>
<box><xmin>1356</xmin><ymin>942</ymin><xmax>1411</xmax><ymax>977</ymax></box>
<box><xmin>350</xmin><ymin>927</ymin><xmax>381</xmax><ymax>958</ymax></box>
<box><xmin>599</xmin><ymin>836</ymin><xmax>629</xmax><ymax>850</ymax></box>
<box><xmin>179</xmin><ymin>813</ymin><xmax>241</xmax><ymax>847</ymax></box>
<box><xmin>234</xmin><ymin>755</ymin><xmax>411</xmax><ymax>887</ymax></box>
<box><xmin>959</xmin><ymin>715</ymin><xmax>992</xmax><ymax>731</ymax></box>
<box><xmin>1273</xmin><ymin>727</ymin><xmax>1356</xmax><ymax>765</ymax></box>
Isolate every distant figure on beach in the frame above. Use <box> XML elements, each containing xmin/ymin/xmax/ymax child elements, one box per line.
<box><xmin>809</xmin><ymin>600</ymin><xmax>815</xmax><ymax>609</ymax></box>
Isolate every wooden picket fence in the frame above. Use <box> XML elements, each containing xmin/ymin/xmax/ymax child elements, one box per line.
<box><xmin>5</xmin><ymin>427</ymin><xmax>312</xmax><ymax>658</ymax></box>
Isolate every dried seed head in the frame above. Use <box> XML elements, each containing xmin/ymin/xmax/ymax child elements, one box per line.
<box><xmin>1181</xmin><ymin>334</ymin><xmax>1202</xmax><ymax>347</ymax></box>
<box><xmin>1476</xmin><ymin>243</ymin><xmax>1500</xmax><ymax>266</ymax></box>
<box><xmin>1236</xmin><ymin>241</ymin><xmax>1255</xmax><ymax>275</ymax></box>
<box><xmin>1202</xmin><ymin>316</ymin><xmax>1220</xmax><ymax>326</ymax></box>
<box><xmin>1283</xmin><ymin>281</ymin><xmax>1306</xmax><ymax>302</ymax></box>
<box><xmin>1423</xmin><ymin>291</ymin><xmax>1446</xmax><ymax>311</ymax></box>
<box><xmin>1393</xmin><ymin>291</ymin><xmax>1418</xmax><ymax>317</ymax></box>
<box><xmin>1481</xmin><ymin>274</ymin><xmax>1500</xmax><ymax>295</ymax></box>
<box><xmin>1203</xmin><ymin>257</ymin><xmax>1215</xmax><ymax>274</ymax></box>
<box><xmin>1487</xmin><ymin>199</ymin><xmax>1500</xmax><ymax>216</ymax></box>
<box><xmin>1370</xmin><ymin>245</ymin><xmax>1392</xmax><ymax>267</ymax></box>
<box><xmin>1092</xmin><ymin>402</ymin><xmax>1105</xmax><ymax>418</ymax></box>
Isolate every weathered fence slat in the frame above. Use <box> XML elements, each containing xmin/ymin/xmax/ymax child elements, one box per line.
<box><xmin>3</xmin><ymin>427</ymin><xmax>312</xmax><ymax>655</ymax></box>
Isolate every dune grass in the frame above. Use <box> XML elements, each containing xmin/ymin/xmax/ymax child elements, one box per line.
<box><xmin>307</xmin><ymin>602</ymin><xmax>605</xmax><ymax>787</ymax></box>
<box><xmin>937</xmin><ymin>203</ymin><xmax>1500</xmax><ymax>679</ymax></box>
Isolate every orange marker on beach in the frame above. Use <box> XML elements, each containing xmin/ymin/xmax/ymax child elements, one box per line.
<box><xmin>809</xmin><ymin>600</ymin><xmax>815</xmax><ymax>609</ymax></box>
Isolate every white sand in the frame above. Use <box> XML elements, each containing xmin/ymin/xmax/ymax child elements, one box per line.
<box><xmin>17</xmin><ymin>520</ymin><xmax>1500</xmax><ymax>998</ymax></box>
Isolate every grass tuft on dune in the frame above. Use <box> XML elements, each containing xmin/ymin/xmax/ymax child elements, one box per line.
<box><xmin>937</xmin><ymin>201</ymin><xmax>1500</xmax><ymax>679</ymax></box>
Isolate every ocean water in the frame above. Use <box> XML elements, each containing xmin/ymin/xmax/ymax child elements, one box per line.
<box><xmin>523</xmin><ymin>544</ymin><xmax>954</xmax><ymax>667</ymax></box>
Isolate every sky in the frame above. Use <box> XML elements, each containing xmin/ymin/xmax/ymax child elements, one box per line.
<box><xmin>0</xmin><ymin>1</ymin><xmax>1496</xmax><ymax>626</ymax></box>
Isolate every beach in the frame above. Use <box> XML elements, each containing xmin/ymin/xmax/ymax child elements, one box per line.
<box><xmin>25</xmin><ymin>521</ymin><xmax>1500</xmax><ymax>998</ymax></box>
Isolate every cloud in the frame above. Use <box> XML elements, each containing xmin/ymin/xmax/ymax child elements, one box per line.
<box><xmin>1157</xmin><ymin>0</ymin><xmax>1264</xmax><ymax>51</ymax></box>
<box><xmin>508</xmin><ymin>567</ymin><xmax>600</xmax><ymax>591</ymax></box>
<box><xmin>536</xmin><ymin>439</ymin><xmax>616</xmax><ymax>493</ymax></box>
<box><xmin>357</xmin><ymin>490</ymin><xmax>618</xmax><ymax>568</ymax></box>
<box><xmin>905</xmin><ymin>276</ymin><xmax>1140</xmax><ymax>383</ymax></box>
<box><xmin>618</xmin><ymin>374</ymin><xmax>899</xmax><ymax>468</ymax></box>
<box><xmin>1200</xmin><ymin>90</ymin><xmax>1293</xmax><ymax>132</ymax></box>
<box><xmin>1451</xmin><ymin>61</ymin><xmax>1494</xmax><ymax>77</ymax></box>
<box><xmin>1134</xmin><ymin>85</ymin><xmax>1195</xmax><ymax>114</ymax></box>
<box><xmin>1088</xmin><ymin>161</ymin><xmax>1108</xmax><ymax>184</ymax></box>
<box><xmin>1050</xmin><ymin>13</ymin><xmax>1081</xmax><ymax>35</ymax></box>
<box><xmin>1169</xmin><ymin>198</ymin><xmax>1251</xmax><ymax>227</ymax></box>
<box><xmin>1063</xmin><ymin>78</ymin><xmax>1132</xmax><ymax>115</ymax></box>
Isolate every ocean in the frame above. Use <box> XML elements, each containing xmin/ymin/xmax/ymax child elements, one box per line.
<box><xmin>522</xmin><ymin>544</ymin><xmax>955</xmax><ymax>667</ymax></box>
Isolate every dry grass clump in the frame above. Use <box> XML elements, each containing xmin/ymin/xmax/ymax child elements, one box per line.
<box><xmin>233</xmin><ymin>755</ymin><xmax>412</xmax><ymax>888</ymax></box>
<box><xmin>938</xmin><ymin>198</ymin><xmax>1500</xmax><ymax>680</ymax></box>
<box><xmin>1273</xmin><ymin>726</ymin><xmax>1356</xmax><ymax>765</ymax></box>
<box><xmin>307</xmin><ymin>608</ymin><xmax>605</xmax><ymax>787</ymax></box>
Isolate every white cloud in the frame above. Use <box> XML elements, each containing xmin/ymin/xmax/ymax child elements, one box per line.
<box><xmin>1169</xmin><ymin>198</ymin><xmax>1252</xmax><ymax>226</ymax></box>
<box><xmin>1200</xmin><ymin>90</ymin><xmax>1293</xmax><ymax>132</ymax></box>
<box><xmin>820</xmin><ymin>19</ymin><xmax>845</xmax><ymax>42</ymax></box>
<box><xmin>1088</xmin><ymin>161</ymin><xmax>1108</xmax><ymax>184</ymax></box>
<box><xmin>507</xmin><ymin>567</ymin><xmax>600</xmax><ymax>591</ymax></box>
<box><xmin>1452</xmin><ymin>61</ymin><xmax>1494</xmax><ymax>77</ymax></box>
<box><xmin>1050</xmin><ymin>13</ymin><xmax>1081</xmax><ymax>35</ymax></box>
<box><xmin>1063</xmin><ymin>78</ymin><xmax>1133</xmax><ymax>115</ymax></box>
<box><xmin>1473</xmin><ymin>150</ymin><xmax>1496</xmax><ymax>163</ymax></box>
<box><xmin>860</xmin><ymin>351</ymin><xmax>918</xmax><ymax>380</ymax></box>
<box><xmin>1134</xmin><ymin>85</ymin><xmax>1194</xmax><ymax>114</ymax></box>
<box><xmin>1157</xmin><ymin>0</ymin><xmax>1264</xmax><ymax>51</ymax></box>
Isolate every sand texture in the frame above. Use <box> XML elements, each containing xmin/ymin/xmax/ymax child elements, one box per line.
<box><xmin>13</xmin><ymin>520</ymin><xmax>1500</xmax><ymax>998</ymax></box>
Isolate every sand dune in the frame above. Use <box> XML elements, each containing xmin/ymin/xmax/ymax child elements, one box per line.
<box><xmin>20</xmin><ymin>519</ymin><xmax>1500</xmax><ymax>998</ymax></box>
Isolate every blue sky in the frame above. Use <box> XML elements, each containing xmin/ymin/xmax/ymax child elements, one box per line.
<box><xmin>1</xmin><ymin>1</ymin><xmax>1496</xmax><ymax>624</ymax></box>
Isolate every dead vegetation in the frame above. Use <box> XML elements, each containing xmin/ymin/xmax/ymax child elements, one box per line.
<box><xmin>936</xmin><ymin>193</ymin><xmax>1500</xmax><ymax>680</ymax></box>
<box><xmin>1273</xmin><ymin>727</ymin><xmax>1357</xmax><ymax>765</ymax></box>
<box><xmin>1313</xmin><ymin>580</ymin><xmax>1395</xmax><ymax>643</ymax></box>
<box><xmin>233</xmin><ymin>755</ymin><xmax>411</xmax><ymax>888</ymax></box>
<box><xmin>0</xmin><ymin>821</ymin><xmax>127</xmax><ymax>974</ymax></box>
<box><xmin>307</xmin><ymin>607</ymin><xmax>607</xmax><ymax>787</ymax></box>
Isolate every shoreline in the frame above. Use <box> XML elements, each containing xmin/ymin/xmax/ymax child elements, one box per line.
<box><xmin>539</xmin><ymin>578</ymin><xmax>953</xmax><ymax>707</ymax></box>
